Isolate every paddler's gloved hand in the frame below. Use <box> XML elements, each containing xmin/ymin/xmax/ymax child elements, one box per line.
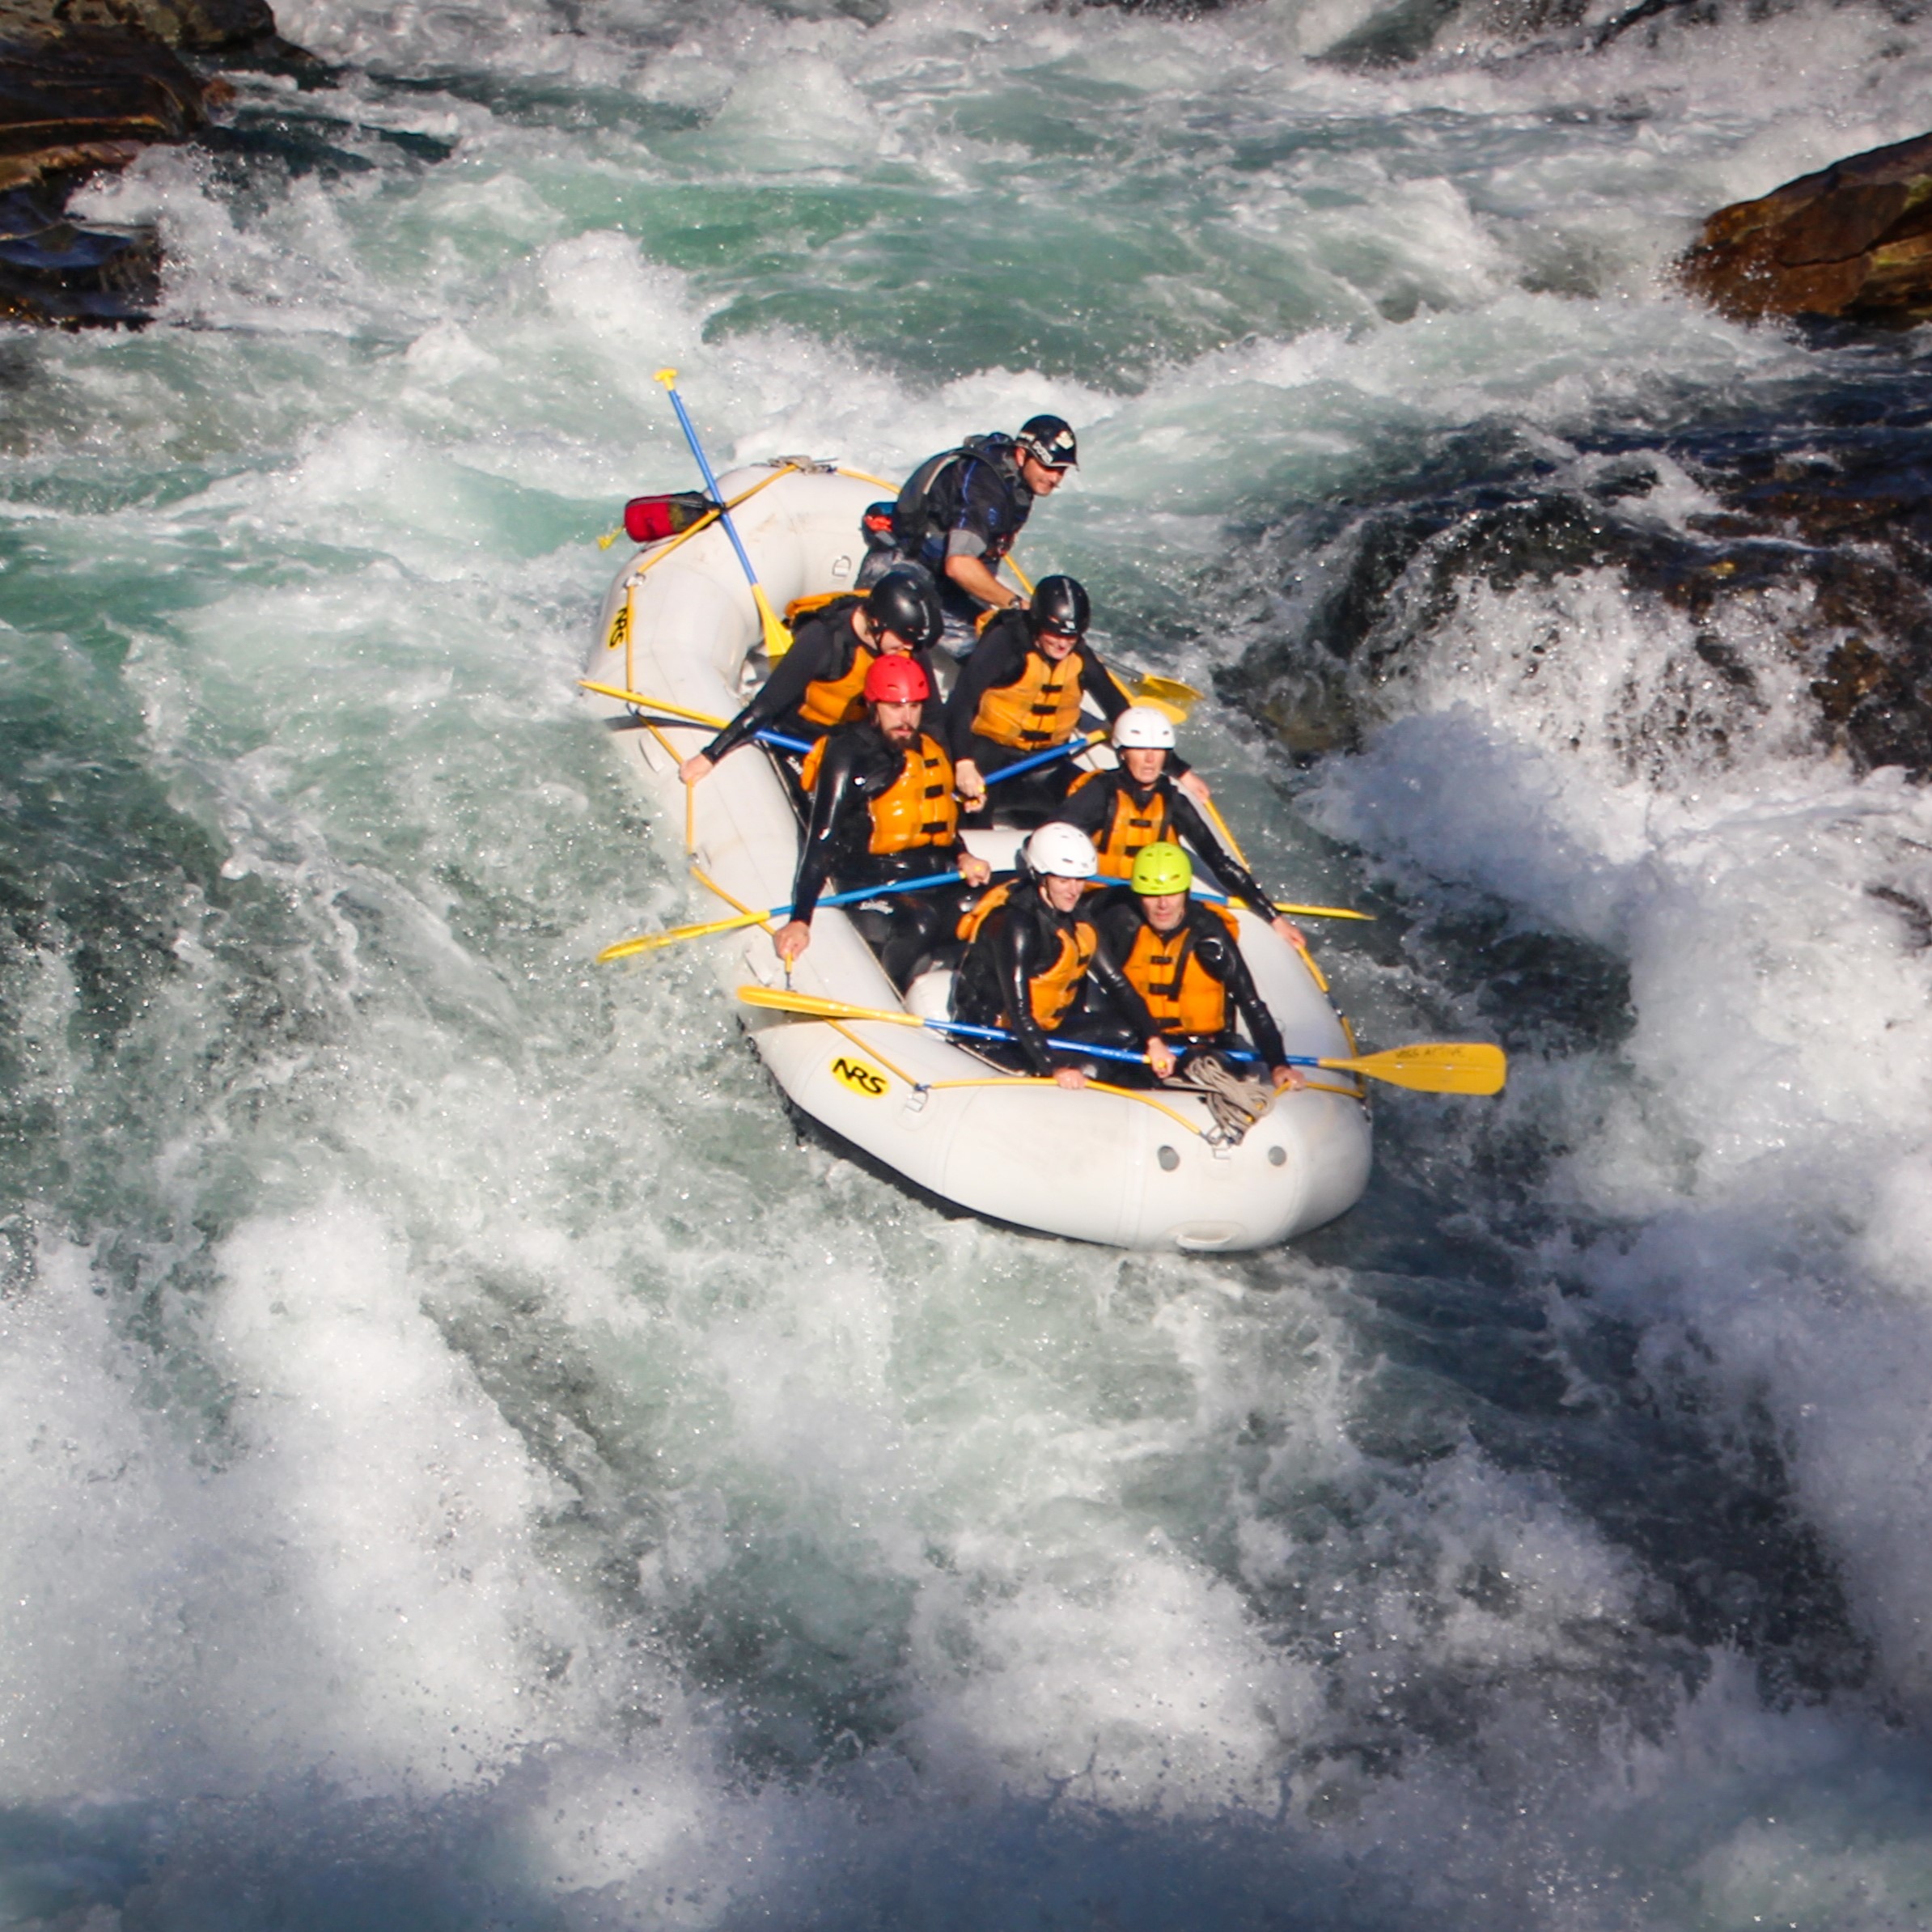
<box><xmin>1146</xmin><ymin>1037</ymin><xmax>1177</xmax><ymax>1080</ymax></box>
<box><xmin>773</xmin><ymin>920</ymin><xmax>811</xmax><ymax>964</ymax></box>
<box><xmin>960</xmin><ymin>852</ymin><xmax>992</xmax><ymax>887</ymax></box>
<box><xmin>1176</xmin><ymin>769</ymin><xmax>1212</xmax><ymax>805</ymax></box>
<box><xmin>954</xmin><ymin>760</ymin><xmax>986</xmax><ymax>807</ymax></box>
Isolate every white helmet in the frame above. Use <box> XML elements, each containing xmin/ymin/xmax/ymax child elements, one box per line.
<box><xmin>1112</xmin><ymin>705</ymin><xmax>1176</xmax><ymax>751</ymax></box>
<box><xmin>1024</xmin><ymin>822</ymin><xmax>1098</xmax><ymax>879</ymax></box>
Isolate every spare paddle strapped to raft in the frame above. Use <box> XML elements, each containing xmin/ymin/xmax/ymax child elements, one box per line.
<box><xmin>582</xmin><ymin>455</ymin><xmax>1503</xmax><ymax>1250</ymax></box>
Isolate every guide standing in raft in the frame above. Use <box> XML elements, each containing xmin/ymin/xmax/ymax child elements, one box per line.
<box><xmin>773</xmin><ymin>655</ymin><xmax>991</xmax><ymax>987</ymax></box>
<box><xmin>889</xmin><ymin>415</ymin><xmax>1079</xmax><ymax>629</ymax></box>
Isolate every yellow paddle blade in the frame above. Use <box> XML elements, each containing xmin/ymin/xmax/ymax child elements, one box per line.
<box><xmin>1199</xmin><ymin>794</ymin><xmax>1252</xmax><ymax>871</ymax></box>
<box><xmin>1321</xmin><ymin>1042</ymin><xmax>1506</xmax><ymax>1095</ymax></box>
<box><xmin>735</xmin><ymin>985</ymin><xmax>923</xmax><ymax>1028</ymax></box>
<box><xmin>598</xmin><ymin>907</ymin><xmax>766</xmax><ymax>963</ymax></box>
<box><xmin>1129</xmin><ymin>674</ymin><xmax>1201</xmax><ymax>724</ymax></box>
<box><xmin>578</xmin><ymin>680</ymin><xmax>731</xmax><ymax>731</ymax></box>
<box><xmin>1275</xmin><ymin>901</ymin><xmax>1376</xmax><ymax>922</ymax></box>
<box><xmin>752</xmin><ymin>584</ymin><xmax>794</xmax><ymax>661</ymax></box>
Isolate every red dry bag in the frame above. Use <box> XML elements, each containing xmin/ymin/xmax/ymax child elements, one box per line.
<box><xmin>623</xmin><ymin>490</ymin><xmax>717</xmax><ymax>544</ymax></box>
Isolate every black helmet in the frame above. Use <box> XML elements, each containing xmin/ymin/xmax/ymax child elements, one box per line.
<box><xmin>1029</xmin><ymin>574</ymin><xmax>1090</xmax><ymax>640</ymax></box>
<box><xmin>1016</xmin><ymin>414</ymin><xmax>1078</xmax><ymax>469</ymax></box>
<box><xmin>865</xmin><ymin>567</ymin><xmax>943</xmax><ymax>650</ymax></box>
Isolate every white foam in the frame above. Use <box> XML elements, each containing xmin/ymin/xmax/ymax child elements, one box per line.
<box><xmin>19</xmin><ymin>0</ymin><xmax>1932</xmax><ymax>1919</ymax></box>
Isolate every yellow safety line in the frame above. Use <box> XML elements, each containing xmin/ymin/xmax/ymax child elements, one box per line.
<box><xmin>1298</xmin><ymin>944</ymin><xmax>1331</xmax><ymax>996</ymax></box>
<box><xmin>918</xmin><ymin>1075</ymin><xmax>1205</xmax><ymax>1137</ymax></box>
<box><xmin>825</xmin><ymin>1019</ymin><xmax>920</xmax><ymax>1088</ymax></box>
<box><xmin>692</xmin><ymin>872</ymin><xmax>919</xmax><ymax>1085</ymax></box>
<box><xmin>1201</xmin><ymin>794</ymin><xmax>1252</xmax><ymax>872</ymax></box>
<box><xmin>610</xmin><ymin>464</ymin><xmax>801</xmax><ymax>600</ymax></box>
<box><xmin>692</xmin><ymin>865</ymin><xmax>762</xmax><ymax>922</ymax></box>
<box><xmin>625</xmin><ymin>581</ymin><xmax>636</xmax><ymax>692</ymax></box>
<box><xmin>1303</xmin><ymin>1078</ymin><xmax>1366</xmax><ymax>1103</ymax></box>
<box><xmin>837</xmin><ymin>466</ymin><xmax>899</xmax><ymax>491</ymax></box>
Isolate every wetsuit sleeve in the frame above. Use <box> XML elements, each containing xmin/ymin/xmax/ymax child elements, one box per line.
<box><xmin>1196</xmin><ymin>924</ymin><xmax>1287</xmax><ymax>1070</ymax></box>
<box><xmin>786</xmin><ymin>731</ymin><xmax>871</xmax><ymax>924</ymax></box>
<box><xmin>1092</xmin><ymin>895</ymin><xmax>1143</xmax><ymax>960</ymax></box>
<box><xmin>701</xmin><ymin>618</ymin><xmax>840</xmax><ymax>761</ymax></box>
<box><xmin>1167</xmin><ymin>790</ymin><xmax>1277</xmax><ymax>919</ymax></box>
<box><xmin>1076</xmin><ymin>644</ymin><xmax>1133</xmax><ymax>724</ymax></box>
<box><xmin>945</xmin><ymin>622</ymin><xmax>1027</xmax><ymax>761</ymax></box>
<box><xmin>1086</xmin><ymin>923</ymin><xmax>1159</xmax><ymax>1044</ymax></box>
<box><xmin>998</xmin><ymin>907</ymin><xmax>1062</xmax><ymax>1076</ymax></box>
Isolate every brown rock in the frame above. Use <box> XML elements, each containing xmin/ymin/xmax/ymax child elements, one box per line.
<box><xmin>0</xmin><ymin>0</ymin><xmax>309</xmax><ymax>326</ymax></box>
<box><xmin>0</xmin><ymin>0</ymin><xmax>278</xmax><ymax>53</ymax></box>
<box><xmin>1680</xmin><ymin>130</ymin><xmax>1932</xmax><ymax>323</ymax></box>
<box><xmin>0</xmin><ymin>28</ymin><xmax>210</xmax><ymax>155</ymax></box>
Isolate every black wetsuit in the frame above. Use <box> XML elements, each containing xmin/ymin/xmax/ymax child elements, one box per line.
<box><xmin>944</xmin><ymin>612</ymin><xmax>1135</xmax><ymax>826</ymax></box>
<box><xmin>1058</xmin><ymin>768</ymin><xmax>1277</xmax><ymax>917</ymax></box>
<box><xmin>1094</xmin><ymin>892</ymin><xmax>1288</xmax><ymax>1079</ymax></box>
<box><xmin>698</xmin><ymin>599</ymin><xmax>941</xmax><ymax>763</ymax></box>
<box><xmin>789</xmin><ymin>720</ymin><xmax>970</xmax><ymax>988</ymax></box>
<box><xmin>952</xmin><ymin>876</ymin><xmax>1156</xmax><ymax>1078</ymax></box>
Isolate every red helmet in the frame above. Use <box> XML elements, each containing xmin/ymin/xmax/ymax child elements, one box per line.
<box><xmin>864</xmin><ymin>654</ymin><xmax>930</xmax><ymax>704</ymax></box>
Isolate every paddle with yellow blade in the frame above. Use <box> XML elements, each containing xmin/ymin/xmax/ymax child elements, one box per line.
<box><xmin>736</xmin><ymin>986</ymin><xmax>1507</xmax><ymax>1094</ymax></box>
<box><xmin>737</xmin><ymin>985</ymin><xmax>1185</xmax><ymax>1070</ymax></box>
<box><xmin>598</xmin><ymin>871</ymin><xmax>972</xmax><ymax>964</ymax></box>
<box><xmin>655</xmin><ymin>368</ymin><xmax>794</xmax><ymax>661</ymax></box>
<box><xmin>578</xmin><ymin>679</ymin><xmax>811</xmax><ymax>755</ymax></box>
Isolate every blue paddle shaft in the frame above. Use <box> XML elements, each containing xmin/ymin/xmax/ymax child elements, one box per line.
<box><xmin>770</xmin><ymin>871</ymin><xmax>964</xmax><ymax>922</ymax></box>
<box><xmin>917</xmin><ymin>1016</ymin><xmax>1258</xmax><ymax>1069</ymax></box>
<box><xmin>983</xmin><ymin>734</ymin><xmax>1091</xmax><ymax>786</ymax></box>
<box><xmin>662</xmin><ymin>384</ymin><xmax>765</xmax><ymax>598</ymax></box>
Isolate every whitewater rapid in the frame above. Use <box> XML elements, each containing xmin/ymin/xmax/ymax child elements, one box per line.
<box><xmin>8</xmin><ymin>0</ymin><xmax>1932</xmax><ymax>1924</ymax></box>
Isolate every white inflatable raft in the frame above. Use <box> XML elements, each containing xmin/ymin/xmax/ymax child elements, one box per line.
<box><xmin>585</xmin><ymin>462</ymin><xmax>1371</xmax><ymax>1252</ymax></box>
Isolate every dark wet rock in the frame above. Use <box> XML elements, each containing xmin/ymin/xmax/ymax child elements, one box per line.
<box><xmin>1220</xmin><ymin>387</ymin><xmax>1932</xmax><ymax>782</ymax></box>
<box><xmin>0</xmin><ymin>0</ymin><xmax>314</xmax><ymax>327</ymax></box>
<box><xmin>1680</xmin><ymin>129</ymin><xmax>1932</xmax><ymax>324</ymax></box>
<box><xmin>0</xmin><ymin>168</ymin><xmax>159</xmax><ymax>323</ymax></box>
<box><xmin>1315</xmin><ymin>0</ymin><xmax>1471</xmax><ymax>69</ymax></box>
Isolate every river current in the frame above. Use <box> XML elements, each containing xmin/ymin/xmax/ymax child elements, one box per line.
<box><xmin>6</xmin><ymin>0</ymin><xmax>1932</xmax><ymax>1925</ymax></box>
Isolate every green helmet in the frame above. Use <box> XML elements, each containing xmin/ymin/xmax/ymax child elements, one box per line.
<box><xmin>1130</xmin><ymin>841</ymin><xmax>1193</xmax><ymax>896</ymax></box>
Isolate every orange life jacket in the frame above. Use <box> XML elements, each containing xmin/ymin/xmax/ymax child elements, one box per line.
<box><xmin>1068</xmin><ymin>770</ymin><xmax>1171</xmax><ymax>880</ymax></box>
<box><xmin>795</xmin><ymin>602</ymin><xmax>875</xmax><ymax>729</ymax></box>
<box><xmin>1122</xmin><ymin>905</ymin><xmax>1240</xmax><ymax>1035</ymax></box>
<box><xmin>800</xmin><ymin>731</ymin><xmax>958</xmax><ymax>856</ymax></box>
<box><xmin>957</xmin><ymin>883</ymin><xmax>1097</xmax><ymax>1031</ymax></box>
<box><xmin>785</xmin><ymin>591</ymin><xmax>849</xmax><ymax>625</ymax></box>
<box><xmin>970</xmin><ymin>647</ymin><xmax>1086</xmax><ymax>751</ymax></box>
